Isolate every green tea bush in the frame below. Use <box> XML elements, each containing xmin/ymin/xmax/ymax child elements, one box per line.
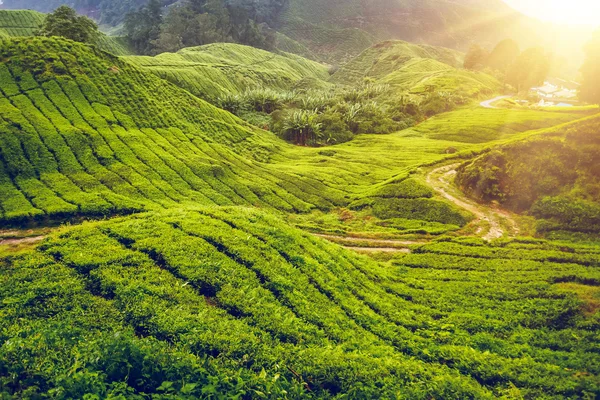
<box><xmin>1</xmin><ymin>208</ymin><xmax>599</xmax><ymax>397</ymax></box>
<box><xmin>371</xmin><ymin>198</ymin><xmax>472</xmax><ymax>226</ymax></box>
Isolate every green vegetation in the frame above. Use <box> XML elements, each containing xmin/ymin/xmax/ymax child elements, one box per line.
<box><xmin>124</xmin><ymin>43</ymin><xmax>330</xmax><ymax>100</ymax></box>
<box><xmin>413</xmin><ymin>107</ymin><xmax>582</xmax><ymax>143</ymax></box>
<box><xmin>1</xmin><ymin>24</ymin><xmax>599</xmax><ymax>398</ymax></box>
<box><xmin>38</xmin><ymin>5</ymin><xmax>99</xmax><ymax>44</ymax></box>
<box><xmin>0</xmin><ymin>9</ymin><xmax>132</xmax><ymax>56</ymax></box>
<box><xmin>124</xmin><ymin>0</ymin><xmax>287</xmax><ymax>55</ymax></box>
<box><xmin>456</xmin><ymin>115</ymin><xmax>600</xmax><ymax>234</ymax></box>
<box><xmin>2</xmin><ymin>207</ymin><xmax>599</xmax><ymax>398</ymax></box>
<box><xmin>331</xmin><ymin>41</ymin><xmax>499</xmax><ymax>98</ymax></box>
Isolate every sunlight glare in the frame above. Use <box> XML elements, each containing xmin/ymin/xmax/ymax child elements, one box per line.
<box><xmin>503</xmin><ymin>0</ymin><xmax>600</xmax><ymax>26</ymax></box>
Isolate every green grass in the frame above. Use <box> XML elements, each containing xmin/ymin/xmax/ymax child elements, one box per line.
<box><xmin>124</xmin><ymin>42</ymin><xmax>331</xmax><ymax>100</ymax></box>
<box><xmin>1</xmin><ymin>207</ymin><xmax>598</xmax><ymax>398</ymax></box>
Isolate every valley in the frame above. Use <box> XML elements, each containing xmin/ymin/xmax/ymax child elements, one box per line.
<box><xmin>0</xmin><ymin>3</ymin><xmax>599</xmax><ymax>399</ymax></box>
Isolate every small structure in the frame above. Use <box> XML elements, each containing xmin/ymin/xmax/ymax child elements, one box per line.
<box><xmin>531</xmin><ymin>79</ymin><xmax>579</xmax><ymax>106</ymax></box>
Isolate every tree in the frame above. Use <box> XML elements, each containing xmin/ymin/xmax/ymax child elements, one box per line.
<box><xmin>153</xmin><ymin>8</ymin><xmax>226</xmax><ymax>54</ymax></box>
<box><xmin>38</xmin><ymin>5</ymin><xmax>99</xmax><ymax>43</ymax></box>
<box><xmin>463</xmin><ymin>45</ymin><xmax>488</xmax><ymax>70</ymax></box>
<box><xmin>281</xmin><ymin>110</ymin><xmax>322</xmax><ymax>146</ymax></box>
<box><xmin>506</xmin><ymin>47</ymin><xmax>550</xmax><ymax>92</ymax></box>
<box><xmin>487</xmin><ymin>39</ymin><xmax>520</xmax><ymax>72</ymax></box>
<box><xmin>580</xmin><ymin>30</ymin><xmax>600</xmax><ymax>104</ymax></box>
<box><xmin>124</xmin><ymin>0</ymin><xmax>163</xmax><ymax>55</ymax></box>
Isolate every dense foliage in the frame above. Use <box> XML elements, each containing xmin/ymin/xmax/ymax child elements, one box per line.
<box><xmin>38</xmin><ymin>5</ymin><xmax>99</xmax><ymax>44</ymax></box>
<box><xmin>124</xmin><ymin>0</ymin><xmax>288</xmax><ymax>55</ymax></box>
<box><xmin>1</xmin><ymin>207</ymin><xmax>599</xmax><ymax>397</ymax></box>
<box><xmin>456</xmin><ymin>115</ymin><xmax>600</xmax><ymax>233</ymax></box>
<box><xmin>464</xmin><ymin>39</ymin><xmax>549</xmax><ymax>93</ymax></box>
<box><xmin>0</xmin><ymin>9</ymin><xmax>132</xmax><ymax>55</ymax></box>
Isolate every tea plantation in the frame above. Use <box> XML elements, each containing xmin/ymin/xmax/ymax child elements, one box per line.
<box><xmin>1</xmin><ymin>207</ymin><xmax>599</xmax><ymax>398</ymax></box>
<box><xmin>0</xmin><ymin>29</ymin><xmax>599</xmax><ymax>399</ymax></box>
<box><xmin>0</xmin><ymin>9</ymin><xmax>132</xmax><ymax>56</ymax></box>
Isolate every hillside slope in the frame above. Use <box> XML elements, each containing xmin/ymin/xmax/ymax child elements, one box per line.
<box><xmin>124</xmin><ymin>43</ymin><xmax>330</xmax><ymax>100</ymax></box>
<box><xmin>330</xmin><ymin>40</ymin><xmax>500</xmax><ymax>96</ymax></box>
<box><xmin>2</xmin><ymin>207</ymin><xmax>599</xmax><ymax>397</ymax></box>
<box><xmin>456</xmin><ymin>116</ymin><xmax>600</xmax><ymax>235</ymax></box>
<box><xmin>0</xmin><ymin>37</ymin><xmax>352</xmax><ymax>226</ymax></box>
<box><xmin>0</xmin><ymin>9</ymin><xmax>132</xmax><ymax>56</ymax></box>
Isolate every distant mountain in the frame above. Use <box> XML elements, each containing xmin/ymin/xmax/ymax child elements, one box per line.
<box><xmin>280</xmin><ymin>0</ymin><xmax>593</xmax><ymax>75</ymax></box>
<box><xmin>1</xmin><ymin>0</ymin><xmax>593</xmax><ymax>76</ymax></box>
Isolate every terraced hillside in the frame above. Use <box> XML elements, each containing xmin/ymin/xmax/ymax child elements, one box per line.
<box><xmin>331</xmin><ymin>41</ymin><xmax>500</xmax><ymax>96</ymax></box>
<box><xmin>1</xmin><ymin>36</ymin><xmax>592</xmax><ymax>231</ymax></box>
<box><xmin>2</xmin><ymin>207</ymin><xmax>599</xmax><ymax>397</ymax></box>
<box><xmin>0</xmin><ymin>9</ymin><xmax>132</xmax><ymax>56</ymax></box>
<box><xmin>124</xmin><ymin>43</ymin><xmax>331</xmax><ymax>100</ymax></box>
<box><xmin>0</xmin><ymin>37</ymin><xmax>354</xmax><ymax>226</ymax></box>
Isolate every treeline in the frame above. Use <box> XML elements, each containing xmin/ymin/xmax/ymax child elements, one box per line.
<box><xmin>464</xmin><ymin>39</ymin><xmax>551</xmax><ymax>92</ymax></box>
<box><xmin>125</xmin><ymin>0</ymin><xmax>289</xmax><ymax>55</ymax></box>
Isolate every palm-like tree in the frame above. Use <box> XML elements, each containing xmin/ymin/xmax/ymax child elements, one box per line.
<box><xmin>283</xmin><ymin>110</ymin><xmax>322</xmax><ymax>146</ymax></box>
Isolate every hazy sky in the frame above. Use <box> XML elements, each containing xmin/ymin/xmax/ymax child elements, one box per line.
<box><xmin>503</xmin><ymin>0</ymin><xmax>600</xmax><ymax>26</ymax></box>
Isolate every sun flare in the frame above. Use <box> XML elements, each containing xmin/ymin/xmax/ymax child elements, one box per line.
<box><xmin>503</xmin><ymin>0</ymin><xmax>600</xmax><ymax>26</ymax></box>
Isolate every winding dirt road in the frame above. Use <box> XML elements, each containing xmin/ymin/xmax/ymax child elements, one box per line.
<box><xmin>480</xmin><ymin>95</ymin><xmax>511</xmax><ymax>109</ymax></box>
<box><xmin>426</xmin><ymin>164</ymin><xmax>520</xmax><ymax>241</ymax></box>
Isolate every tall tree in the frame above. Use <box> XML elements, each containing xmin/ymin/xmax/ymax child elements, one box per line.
<box><xmin>506</xmin><ymin>47</ymin><xmax>550</xmax><ymax>92</ymax></box>
<box><xmin>124</xmin><ymin>0</ymin><xmax>163</xmax><ymax>55</ymax></box>
<box><xmin>38</xmin><ymin>5</ymin><xmax>99</xmax><ymax>43</ymax></box>
<box><xmin>487</xmin><ymin>39</ymin><xmax>520</xmax><ymax>72</ymax></box>
<box><xmin>580</xmin><ymin>30</ymin><xmax>600</xmax><ymax>104</ymax></box>
<box><xmin>463</xmin><ymin>45</ymin><xmax>488</xmax><ymax>70</ymax></box>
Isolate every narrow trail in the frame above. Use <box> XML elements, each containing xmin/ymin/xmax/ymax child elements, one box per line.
<box><xmin>480</xmin><ymin>95</ymin><xmax>511</xmax><ymax>109</ymax></box>
<box><xmin>0</xmin><ymin>229</ymin><xmax>47</xmax><ymax>247</ymax></box>
<box><xmin>313</xmin><ymin>163</ymin><xmax>521</xmax><ymax>253</ymax></box>
<box><xmin>313</xmin><ymin>234</ymin><xmax>422</xmax><ymax>253</ymax></box>
<box><xmin>0</xmin><ymin>236</ymin><xmax>46</xmax><ymax>246</ymax></box>
<box><xmin>426</xmin><ymin>164</ymin><xmax>520</xmax><ymax>241</ymax></box>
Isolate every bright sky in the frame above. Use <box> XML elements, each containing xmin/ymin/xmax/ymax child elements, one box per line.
<box><xmin>503</xmin><ymin>0</ymin><xmax>600</xmax><ymax>26</ymax></box>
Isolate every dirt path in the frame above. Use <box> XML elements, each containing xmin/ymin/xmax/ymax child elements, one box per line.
<box><xmin>312</xmin><ymin>234</ymin><xmax>420</xmax><ymax>253</ymax></box>
<box><xmin>426</xmin><ymin>164</ymin><xmax>520</xmax><ymax>241</ymax></box>
<box><xmin>0</xmin><ymin>236</ymin><xmax>46</xmax><ymax>246</ymax></box>
<box><xmin>480</xmin><ymin>95</ymin><xmax>511</xmax><ymax>109</ymax></box>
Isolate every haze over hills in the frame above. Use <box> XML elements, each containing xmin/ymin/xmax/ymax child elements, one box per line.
<box><xmin>0</xmin><ymin>1</ymin><xmax>599</xmax><ymax>399</ymax></box>
<box><xmin>0</xmin><ymin>0</ymin><xmax>594</xmax><ymax>75</ymax></box>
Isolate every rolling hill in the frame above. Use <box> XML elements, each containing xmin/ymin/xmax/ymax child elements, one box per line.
<box><xmin>0</xmin><ymin>9</ymin><xmax>132</xmax><ymax>56</ymax></box>
<box><xmin>456</xmin><ymin>115</ymin><xmax>600</xmax><ymax>235</ymax></box>
<box><xmin>330</xmin><ymin>40</ymin><xmax>500</xmax><ymax>96</ymax></box>
<box><xmin>2</xmin><ymin>206</ymin><xmax>599</xmax><ymax>398</ymax></box>
<box><xmin>0</xmin><ymin>19</ymin><xmax>599</xmax><ymax>400</ymax></box>
<box><xmin>124</xmin><ymin>42</ymin><xmax>331</xmax><ymax>100</ymax></box>
<box><xmin>0</xmin><ymin>37</ymin><xmax>350</xmax><ymax>226</ymax></box>
<box><xmin>279</xmin><ymin>0</ymin><xmax>593</xmax><ymax>74</ymax></box>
